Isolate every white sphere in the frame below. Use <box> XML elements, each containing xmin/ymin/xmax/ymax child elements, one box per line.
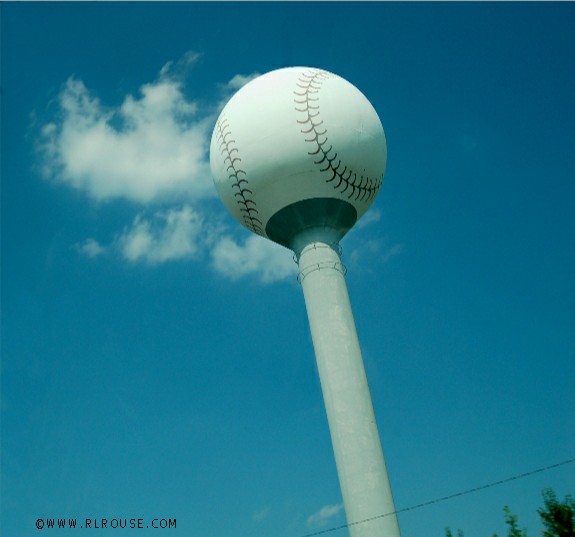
<box><xmin>210</xmin><ymin>67</ymin><xmax>387</xmax><ymax>249</ymax></box>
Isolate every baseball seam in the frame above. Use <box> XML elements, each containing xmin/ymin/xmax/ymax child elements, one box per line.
<box><xmin>294</xmin><ymin>69</ymin><xmax>382</xmax><ymax>202</ymax></box>
<box><xmin>215</xmin><ymin>115</ymin><xmax>264</xmax><ymax>235</ymax></box>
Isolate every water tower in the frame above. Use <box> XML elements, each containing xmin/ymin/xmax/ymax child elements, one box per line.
<box><xmin>210</xmin><ymin>67</ymin><xmax>401</xmax><ymax>537</ymax></box>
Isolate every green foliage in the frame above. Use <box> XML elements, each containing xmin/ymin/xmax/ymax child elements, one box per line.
<box><xmin>444</xmin><ymin>488</ymin><xmax>575</xmax><ymax>537</ymax></box>
<box><xmin>501</xmin><ymin>505</ymin><xmax>528</xmax><ymax>537</ymax></box>
<box><xmin>538</xmin><ymin>488</ymin><xmax>575</xmax><ymax>537</ymax></box>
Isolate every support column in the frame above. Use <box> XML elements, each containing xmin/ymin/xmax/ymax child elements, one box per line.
<box><xmin>294</xmin><ymin>233</ymin><xmax>401</xmax><ymax>537</ymax></box>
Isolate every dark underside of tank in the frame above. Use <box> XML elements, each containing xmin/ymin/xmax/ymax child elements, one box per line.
<box><xmin>265</xmin><ymin>197</ymin><xmax>357</xmax><ymax>249</ymax></box>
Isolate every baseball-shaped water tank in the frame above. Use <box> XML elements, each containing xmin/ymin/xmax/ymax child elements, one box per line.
<box><xmin>210</xmin><ymin>67</ymin><xmax>387</xmax><ymax>249</ymax></box>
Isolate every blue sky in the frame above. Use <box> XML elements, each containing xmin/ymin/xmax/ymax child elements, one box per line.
<box><xmin>2</xmin><ymin>2</ymin><xmax>574</xmax><ymax>537</ymax></box>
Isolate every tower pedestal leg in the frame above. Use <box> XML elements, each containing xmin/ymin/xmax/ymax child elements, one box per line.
<box><xmin>295</xmin><ymin>236</ymin><xmax>401</xmax><ymax>537</ymax></box>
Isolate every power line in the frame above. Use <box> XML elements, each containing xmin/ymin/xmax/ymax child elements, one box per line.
<box><xmin>301</xmin><ymin>457</ymin><xmax>575</xmax><ymax>537</ymax></box>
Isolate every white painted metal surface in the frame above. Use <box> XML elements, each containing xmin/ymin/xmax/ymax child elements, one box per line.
<box><xmin>210</xmin><ymin>67</ymin><xmax>386</xmax><ymax>241</ymax></box>
<box><xmin>294</xmin><ymin>231</ymin><xmax>401</xmax><ymax>537</ymax></box>
<box><xmin>210</xmin><ymin>67</ymin><xmax>400</xmax><ymax>537</ymax></box>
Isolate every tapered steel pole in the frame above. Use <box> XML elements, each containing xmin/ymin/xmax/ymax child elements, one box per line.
<box><xmin>293</xmin><ymin>231</ymin><xmax>401</xmax><ymax>537</ymax></box>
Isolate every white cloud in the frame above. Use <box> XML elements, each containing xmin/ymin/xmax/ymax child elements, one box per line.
<box><xmin>341</xmin><ymin>208</ymin><xmax>403</xmax><ymax>271</ymax></box>
<box><xmin>226</xmin><ymin>72</ymin><xmax>260</xmax><ymax>91</ymax></box>
<box><xmin>252</xmin><ymin>507</ymin><xmax>270</xmax><ymax>522</ymax></box>
<box><xmin>76</xmin><ymin>209</ymin><xmax>296</xmax><ymax>283</ymax></box>
<box><xmin>36</xmin><ymin>53</ymin><xmax>295</xmax><ymax>283</ymax></box>
<box><xmin>307</xmin><ymin>503</ymin><xmax>344</xmax><ymax>526</ymax></box>
<box><xmin>117</xmin><ymin>205</ymin><xmax>203</xmax><ymax>264</ymax></box>
<box><xmin>76</xmin><ymin>238</ymin><xmax>106</xmax><ymax>258</ymax></box>
<box><xmin>159</xmin><ymin>50</ymin><xmax>201</xmax><ymax>79</ymax></box>
<box><xmin>40</xmin><ymin>73</ymin><xmax>212</xmax><ymax>203</ymax></box>
<box><xmin>214</xmin><ymin>71</ymin><xmax>261</xmax><ymax>112</ymax></box>
<box><xmin>346</xmin><ymin>239</ymin><xmax>404</xmax><ymax>271</ymax></box>
<box><xmin>356</xmin><ymin>208</ymin><xmax>381</xmax><ymax>229</ymax></box>
<box><xmin>211</xmin><ymin>234</ymin><xmax>295</xmax><ymax>284</ymax></box>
